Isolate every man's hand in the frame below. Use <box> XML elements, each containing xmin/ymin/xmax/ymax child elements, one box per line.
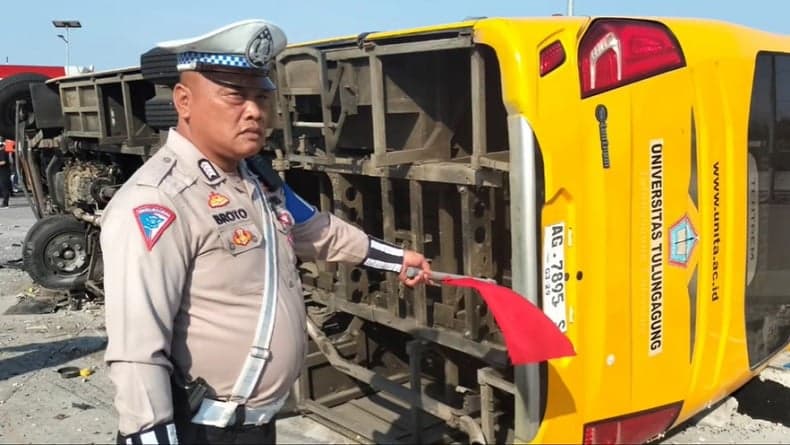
<box><xmin>399</xmin><ymin>250</ymin><xmax>431</xmax><ymax>287</ymax></box>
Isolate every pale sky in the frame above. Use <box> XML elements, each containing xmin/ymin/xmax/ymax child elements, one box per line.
<box><xmin>2</xmin><ymin>0</ymin><xmax>789</xmax><ymax>70</ymax></box>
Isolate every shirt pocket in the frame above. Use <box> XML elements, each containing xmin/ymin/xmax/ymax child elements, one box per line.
<box><xmin>217</xmin><ymin>222</ymin><xmax>263</xmax><ymax>256</ymax></box>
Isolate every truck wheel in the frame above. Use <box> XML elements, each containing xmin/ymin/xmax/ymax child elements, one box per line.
<box><xmin>23</xmin><ymin>215</ymin><xmax>90</xmax><ymax>290</ymax></box>
<box><xmin>0</xmin><ymin>73</ymin><xmax>49</xmax><ymax>139</ymax></box>
<box><xmin>145</xmin><ymin>96</ymin><xmax>178</xmax><ymax>129</ymax></box>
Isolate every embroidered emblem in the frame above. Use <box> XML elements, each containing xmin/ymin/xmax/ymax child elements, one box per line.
<box><xmin>208</xmin><ymin>192</ymin><xmax>230</xmax><ymax>208</ymax></box>
<box><xmin>276</xmin><ymin>208</ymin><xmax>295</xmax><ymax>246</ymax></box>
<box><xmin>232</xmin><ymin>228</ymin><xmax>253</xmax><ymax>247</ymax></box>
<box><xmin>669</xmin><ymin>215</ymin><xmax>698</xmax><ymax>267</ymax></box>
<box><xmin>133</xmin><ymin>204</ymin><xmax>176</xmax><ymax>251</ymax></box>
<box><xmin>198</xmin><ymin>159</ymin><xmax>220</xmax><ymax>181</ymax></box>
<box><xmin>246</xmin><ymin>26</ymin><xmax>274</xmax><ymax>69</ymax></box>
<box><xmin>277</xmin><ymin>209</ymin><xmax>294</xmax><ymax>231</ymax></box>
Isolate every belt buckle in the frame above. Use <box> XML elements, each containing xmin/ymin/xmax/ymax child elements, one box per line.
<box><xmin>191</xmin><ymin>398</ymin><xmax>239</xmax><ymax>428</ymax></box>
<box><xmin>231</xmin><ymin>403</ymin><xmax>247</xmax><ymax>428</ymax></box>
<box><xmin>250</xmin><ymin>346</ymin><xmax>271</xmax><ymax>360</ymax></box>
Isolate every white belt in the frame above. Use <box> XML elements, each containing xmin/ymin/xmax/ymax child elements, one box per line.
<box><xmin>191</xmin><ymin>392</ymin><xmax>288</xmax><ymax>427</ymax></box>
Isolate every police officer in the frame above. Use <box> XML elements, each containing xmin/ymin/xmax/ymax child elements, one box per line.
<box><xmin>101</xmin><ymin>20</ymin><xmax>431</xmax><ymax>445</ymax></box>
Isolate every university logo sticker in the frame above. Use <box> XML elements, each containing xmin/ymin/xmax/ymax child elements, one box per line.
<box><xmin>669</xmin><ymin>215</ymin><xmax>698</xmax><ymax>267</ymax></box>
<box><xmin>133</xmin><ymin>204</ymin><xmax>176</xmax><ymax>251</ymax></box>
<box><xmin>208</xmin><ymin>192</ymin><xmax>230</xmax><ymax>208</ymax></box>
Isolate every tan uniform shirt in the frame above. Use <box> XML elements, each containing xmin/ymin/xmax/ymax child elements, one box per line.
<box><xmin>102</xmin><ymin>129</ymin><xmax>369</xmax><ymax>435</ymax></box>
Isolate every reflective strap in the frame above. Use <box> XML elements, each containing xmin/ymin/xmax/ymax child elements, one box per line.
<box><xmin>124</xmin><ymin>423</ymin><xmax>178</xmax><ymax>445</ymax></box>
<box><xmin>362</xmin><ymin>236</ymin><xmax>405</xmax><ymax>273</ymax></box>
<box><xmin>191</xmin><ymin>393</ymin><xmax>288</xmax><ymax>427</ymax></box>
<box><xmin>165</xmin><ymin>423</ymin><xmax>178</xmax><ymax>444</ymax></box>
<box><xmin>229</xmin><ymin>170</ymin><xmax>280</xmax><ymax>404</ymax></box>
<box><xmin>140</xmin><ymin>431</ymin><xmax>158</xmax><ymax>444</ymax></box>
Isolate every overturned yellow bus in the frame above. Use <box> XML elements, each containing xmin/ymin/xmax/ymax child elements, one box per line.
<box><xmin>8</xmin><ymin>14</ymin><xmax>790</xmax><ymax>444</ymax></box>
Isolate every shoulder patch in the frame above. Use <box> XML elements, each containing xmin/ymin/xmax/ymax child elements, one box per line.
<box><xmin>133</xmin><ymin>204</ymin><xmax>177</xmax><ymax>251</ymax></box>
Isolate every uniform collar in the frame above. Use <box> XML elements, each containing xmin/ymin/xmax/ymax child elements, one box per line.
<box><xmin>166</xmin><ymin>128</ymin><xmax>228</xmax><ymax>186</ymax></box>
<box><xmin>239</xmin><ymin>160</ymin><xmax>263</xmax><ymax>198</ymax></box>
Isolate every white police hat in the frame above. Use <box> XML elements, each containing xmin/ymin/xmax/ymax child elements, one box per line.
<box><xmin>156</xmin><ymin>19</ymin><xmax>287</xmax><ymax>90</ymax></box>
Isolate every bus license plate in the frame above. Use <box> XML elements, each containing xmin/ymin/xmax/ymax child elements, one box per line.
<box><xmin>543</xmin><ymin>223</ymin><xmax>567</xmax><ymax>332</ymax></box>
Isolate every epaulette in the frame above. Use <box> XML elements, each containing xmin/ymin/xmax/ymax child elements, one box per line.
<box><xmin>135</xmin><ymin>150</ymin><xmax>193</xmax><ymax>195</ymax></box>
<box><xmin>136</xmin><ymin>153</ymin><xmax>176</xmax><ymax>188</ymax></box>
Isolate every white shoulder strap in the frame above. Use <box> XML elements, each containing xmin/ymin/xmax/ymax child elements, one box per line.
<box><xmin>229</xmin><ymin>172</ymin><xmax>280</xmax><ymax>403</ymax></box>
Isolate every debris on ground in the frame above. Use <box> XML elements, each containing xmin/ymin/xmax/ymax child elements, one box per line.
<box><xmin>4</xmin><ymin>286</ymin><xmax>69</xmax><ymax>315</ymax></box>
<box><xmin>71</xmin><ymin>403</ymin><xmax>94</xmax><ymax>411</ymax></box>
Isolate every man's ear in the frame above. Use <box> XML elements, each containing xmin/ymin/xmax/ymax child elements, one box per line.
<box><xmin>173</xmin><ymin>82</ymin><xmax>191</xmax><ymax>120</ymax></box>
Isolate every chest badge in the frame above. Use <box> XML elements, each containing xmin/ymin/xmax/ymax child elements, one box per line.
<box><xmin>208</xmin><ymin>192</ymin><xmax>230</xmax><ymax>208</ymax></box>
<box><xmin>232</xmin><ymin>228</ymin><xmax>254</xmax><ymax>247</ymax></box>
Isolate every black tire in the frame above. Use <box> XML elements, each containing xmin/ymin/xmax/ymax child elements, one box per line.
<box><xmin>145</xmin><ymin>96</ymin><xmax>178</xmax><ymax>129</ymax></box>
<box><xmin>0</xmin><ymin>73</ymin><xmax>49</xmax><ymax>139</ymax></box>
<box><xmin>140</xmin><ymin>47</ymin><xmax>179</xmax><ymax>86</ymax></box>
<box><xmin>23</xmin><ymin>215</ymin><xmax>90</xmax><ymax>290</ymax></box>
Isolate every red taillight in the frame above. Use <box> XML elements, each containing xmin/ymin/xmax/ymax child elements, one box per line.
<box><xmin>583</xmin><ymin>402</ymin><xmax>682</xmax><ymax>444</ymax></box>
<box><xmin>578</xmin><ymin>19</ymin><xmax>685</xmax><ymax>97</ymax></box>
<box><xmin>540</xmin><ymin>40</ymin><xmax>566</xmax><ymax>76</ymax></box>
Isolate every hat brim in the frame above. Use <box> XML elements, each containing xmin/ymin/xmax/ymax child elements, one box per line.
<box><xmin>193</xmin><ymin>65</ymin><xmax>276</xmax><ymax>91</ymax></box>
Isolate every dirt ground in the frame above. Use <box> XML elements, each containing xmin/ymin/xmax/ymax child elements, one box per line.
<box><xmin>1</xmin><ymin>194</ymin><xmax>789</xmax><ymax>444</ymax></box>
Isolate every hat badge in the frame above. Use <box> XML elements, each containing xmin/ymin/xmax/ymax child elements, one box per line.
<box><xmin>246</xmin><ymin>27</ymin><xmax>274</xmax><ymax>69</ymax></box>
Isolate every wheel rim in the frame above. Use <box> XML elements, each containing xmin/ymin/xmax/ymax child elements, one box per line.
<box><xmin>43</xmin><ymin>232</ymin><xmax>88</xmax><ymax>278</ymax></box>
<box><xmin>3</xmin><ymin>95</ymin><xmax>33</xmax><ymax>129</ymax></box>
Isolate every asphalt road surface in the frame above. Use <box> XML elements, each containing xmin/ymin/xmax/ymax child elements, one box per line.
<box><xmin>1</xmin><ymin>194</ymin><xmax>788</xmax><ymax>444</ymax></box>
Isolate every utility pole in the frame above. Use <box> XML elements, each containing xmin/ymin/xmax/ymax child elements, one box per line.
<box><xmin>52</xmin><ymin>20</ymin><xmax>82</xmax><ymax>68</ymax></box>
<box><xmin>567</xmin><ymin>0</ymin><xmax>574</xmax><ymax>16</ymax></box>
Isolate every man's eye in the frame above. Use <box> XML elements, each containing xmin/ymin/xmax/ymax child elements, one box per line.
<box><xmin>226</xmin><ymin>92</ymin><xmax>245</xmax><ymax>102</ymax></box>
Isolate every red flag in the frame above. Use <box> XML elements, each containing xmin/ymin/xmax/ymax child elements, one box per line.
<box><xmin>444</xmin><ymin>277</ymin><xmax>576</xmax><ymax>365</ymax></box>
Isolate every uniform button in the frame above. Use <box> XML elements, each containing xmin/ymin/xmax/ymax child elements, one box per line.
<box><xmin>163</xmin><ymin>156</ymin><xmax>172</xmax><ymax>163</ymax></box>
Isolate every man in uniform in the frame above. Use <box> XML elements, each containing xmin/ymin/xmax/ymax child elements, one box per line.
<box><xmin>101</xmin><ymin>20</ymin><xmax>431</xmax><ymax>445</ymax></box>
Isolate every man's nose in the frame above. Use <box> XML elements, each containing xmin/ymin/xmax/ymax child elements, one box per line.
<box><xmin>243</xmin><ymin>98</ymin><xmax>263</xmax><ymax>120</ymax></box>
